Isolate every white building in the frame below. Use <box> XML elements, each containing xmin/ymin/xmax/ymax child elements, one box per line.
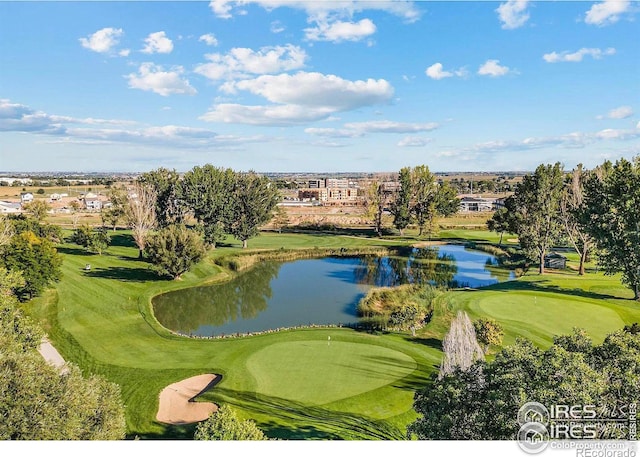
<box><xmin>20</xmin><ymin>192</ymin><xmax>34</xmax><ymax>203</ymax></box>
<box><xmin>0</xmin><ymin>201</ymin><xmax>22</xmax><ymax>214</ymax></box>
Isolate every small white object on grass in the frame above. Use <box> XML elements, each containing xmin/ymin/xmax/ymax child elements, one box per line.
<box><xmin>328</xmin><ymin>335</ymin><xmax>331</xmax><ymax>346</ymax></box>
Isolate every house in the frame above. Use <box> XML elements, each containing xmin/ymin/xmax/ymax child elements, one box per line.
<box><xmin>544</xmin><ymin>253</ymin><xmax>567</xmax><ymax>269</ymax></box>
<box><xmin>459</xmin><ymin>196</ymin><xmax>495</xmax><ymax>212</ymax></box>
<box><xmin>84</xmin><ymin>198</ymin><xmax>102</xmax><ymax>211</ymax></box>
<box><xmin>0</xmin><ymin>201</ymin><xmax>22</xmax><ymax>214</ymax></box>
<box><xmin>20</xmin><ymin>192</ymin><xmax>34</xmax><ymax>203</ymax></box>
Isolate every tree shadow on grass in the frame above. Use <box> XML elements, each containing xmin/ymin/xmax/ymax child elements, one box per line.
<box><xmin>480</xmin><ymin>278</ymin><xmax>627</xmax><ymax>301</ymax></box>
<box><xmin>208</xmin><ymin>387</ymin><xmax>405</xmax><ymax>440</ymax></box>
<box><xmin>56</xmin><ymin>246</ymin><xmax>90</xmax><ymax>256</ymax></box>
<box><xmin>84</xmin><ymin>266</ymin><xmax>160</xmax><ymax>282</ymax></box>
<box><xmin>109</xmin><ymin>233</ymin><xmax>138</xmax><ymax>248</ymax></box>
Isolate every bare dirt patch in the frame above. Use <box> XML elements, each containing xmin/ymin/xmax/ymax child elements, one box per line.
<box><xmin>156</xmin><ymin>374</ymin><xmax>220</xmax><ymax>425</ymax></box>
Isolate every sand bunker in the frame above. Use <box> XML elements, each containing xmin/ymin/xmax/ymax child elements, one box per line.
<box><xmin>156</xmin><ymin>374</ymin><xmax>220</xmax><ymax>425</ymax></box>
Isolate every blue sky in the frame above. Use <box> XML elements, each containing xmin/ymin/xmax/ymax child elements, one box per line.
<box><xmin>0</xmin><ymin>0</ymin><xmax>638</xmax><ymax>173</ymax></box>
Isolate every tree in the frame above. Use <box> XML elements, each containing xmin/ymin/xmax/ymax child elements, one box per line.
<box><xmin>439</xmin><ymin>311</ymin><xmax>484</xmax><ymax>378</ymax></box>
<box><xmin>139</xmin><ymin>168</ymin><xmax>185</xmax><ymax>228</ymax></box>
<box><xmin>365</xmin><ymin>180</ymin><xmax>389</xmax><ymax>237</ymax></box>
<box><xmin>558</xmin><ymin>164</ymin><xmax>592</xmax><ymax>276</ymax></box>
<box><xmin>0</xmin><ymin>216</ymin><xmax>14</xmax><ymax>248</ymax></box>
<box><xmin>473</xmin><ymin>318</ymin><xmax>504</xmax><ymax>353</ymax></box>
<box><xmin>69</xmin><ymin>200</ymin><xmax>82</xmax><ymax>230</ymax></box>
<box><xmin>71</xmin><ymin>225</ymin><xmax>111</xmax><ymax>255</ymax></box>
<box><xmin>145</xmin><ymin>225</ymin><xmax>205</xmax><ymax>279</ymax></box>
<box><xmin>124</xmin><ymin>183</ymin><xmax>157</xmax><ymax>259</ymax></box>
<box><xmin>486</xmin><ymin>208</ymin><xmax>514</xmax><ymax>246</ymax></box>
<box><xmin>100</xmin><ymin>186</ymin><xmax>127</xmax><ymax>231</ymax></box>
<box><xmin>1</xmin><ymin>231</ymin><xmax>62</xmax><ymax>300</ymax></box>
<box><xmin>390</xmin><ymin>167</ymin><xmax>412</xmax><ymax>235</ymax></box>
<box><xmin>271</xmin><ymin>205</ymin><xmax>289</xmax><ymax>234</ymax></box>
<box><xmin>22</xmin><ymin>200</ymin><xmax>50</xmax><ymax>223</ymax></box>
<box><xmin>411</xmin><ymin>165</ymin><xmax>438</xmax><ymax>237</ymax></box>
<box><xmin>180</xmin><ymin>165</ymin><xmax>235</xmax><ymax>248</ymax></box>
<box><xmin>409</xmin><ymin>327</ymin><xmax>637</xmax><ymax>440</ymax></box>
<box><xmin>0</xmin><ymin>271</ymin><xmax>126</xmax><ymax>440</ymax></box>
<box><xmin>509</xmin><ymin>162</ymin><xmax>565</xmax><ymax>274</ymax></box>
<box><xmin>227</xmin><ymin>172</ymin><xmax>280</xmax><ymax>249</ymax></box>
<box><xmin>194</xmin><ymin>404</ymin><xmax>267</xmax><ymax>440</ymax></box>
<box><xmin>581</xmin><ymin>157</ymin><xmax>640</xmax><ymax>299</ymax></box>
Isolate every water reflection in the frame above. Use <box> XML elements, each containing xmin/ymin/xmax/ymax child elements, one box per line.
<box><xmin>152</xmin><ymin>244</ymin><xmax>515</xmax><ymax>336</ymax></box>
<box><xmin>352</xmin><ymin>248</ymin><xmax>458</xmax><ymax>288</ymax></box>
<box><xmin>152</xmin><ymin>262</ymin><xmax>280</xmax><ymax>334</ymax></box>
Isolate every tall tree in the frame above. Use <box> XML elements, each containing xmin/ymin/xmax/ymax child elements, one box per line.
<box><xmin>410</xmin><ymin>165</ymin><xmax>438</xmax><ymax>237</ymax></box>
<box><xmin>560</xmin><ymin>164</ymin><xmax>592</xmax><ymax>276</ymax></box>
<box><xmin>145</xmin><ymin>225</ymin><xmax>205</xmax><ymax>279</ymax></box>
<box><xmin>486</xmin><ymin>208</ymin><xmax>511</xmax><ymax>246</ymax></box>
<box><xmin>0</xmin><ymin>216</ymin><xmax>14</xmax><ymax>248</ymax></box>
<box><xmin>139</xmin><ymin>168</ymin><xmax>185</xmax><ymax>228</ymax></box>
<box><xmin>22</xmin><ymin>200</ymin><xmax>50</xmax><ymax>223</ymax></box>
<box><xmin>391</xmin><ymin>167</ymin><xmax>412</xmax><ymax>235</ymax></box>
<box><xmin>582</xmin><ymin>157</ymin><xmax>640</xmax><ymax>300</ymax></box>
<box><xmin>509</xmin><ymin>162</ymin><xmax>565</xmax><ymax>274</ymax></box>
<box><xmin>180</xmin><ymin>165</ymin><xmax>235</xmax><ymax>248</ymax></box>
<box><xmin>101</xmin><ymin>185</ymin><xmax>127</xmax><ymax>231</ymax></box>
<box><xmin>365</xmin><ymin>180</ymin><xmax>389</xmax><ymax>237</ymax></box>
<box><xmin>227</xmin><ymin>172</ymin><xmax>281</xmax><ymax>248</ymax></box>
<box><xmin>439</xmin><ymin>311</ymin><xmax>484</xmax><ymax>378</ymax></box>
<box><xmin>124</xmin><ymin>183</ymin><xmax>157</xmax><ymax>259</ymax></box>
<box><xmin>71</xmin><ymin>225</ymin><xmax>111</xmax><ymax>255</ymax></box>
<box><xmin>1</xmin><ymin>231</ymin><xmax>62</xmax><ymax>300</ymax></box>
<box><xmin>435</xmin><ymin>181</ymin><xmax>460</xmax><ymax>220</ymax></box>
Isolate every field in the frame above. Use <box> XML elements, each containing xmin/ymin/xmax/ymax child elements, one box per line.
<box><xmin>27</xmin><ymin>229</ymin><xmax>640</xmax><ymax>440</ymax></box>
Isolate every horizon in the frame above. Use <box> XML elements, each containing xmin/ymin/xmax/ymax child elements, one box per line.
<box><xmin>1</xmin><ymin>1</ymin><xmax>638</xmax><ymax>172</ymax></box>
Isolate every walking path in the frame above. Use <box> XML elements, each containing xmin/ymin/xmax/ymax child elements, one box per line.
<box><xmin>37</xmin><ymin>338</ymin><xmax>69</xmax><ymax>374</ymax></box>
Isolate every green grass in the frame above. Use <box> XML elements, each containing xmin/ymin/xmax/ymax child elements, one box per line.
<box><xmin>26</xmin><ymin>228</ymin><xmax>640</xmax><ymax>440</ymax></box>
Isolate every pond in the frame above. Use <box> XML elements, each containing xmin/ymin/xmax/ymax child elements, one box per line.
<box><xmin>152</xmin><ymin>244</ymin><xmax>514</xmax><ymax>337</ymax></box>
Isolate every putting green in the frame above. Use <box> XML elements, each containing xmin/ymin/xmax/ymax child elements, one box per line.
<box><xmin>470</xmin><ymin>291</ymin><xmax>626</xmax><ymax>343</ymax></box>
<box><xmin>246</xmin><ymin>340</ymin><xmax>417</xmax><ymax>405</ymax></box>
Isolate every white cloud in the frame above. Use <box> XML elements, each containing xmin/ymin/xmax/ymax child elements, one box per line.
<box><xmin>606</xmin><ymin>105</ymin><xmax>634</xmax><ymax>119</ymax></box>
<box><xmin>270</xmin><ymin>21</ymin><xmax>285</xmax><ymax>33</ymax></box>
<box><xmin>304</xmin><ymin>127</ymin><xmax>363</xmax><ymax>138</ymax></box>
<box><xmin>585</xmin><ymin>0</ymin><xmax>631</xmax><ymax>26</ymax></box>
<box><xmin>226</xmin><ymin>72</ymin><xmax>394</xmax><ymax>111</ymax></box>
<box><xmin>305</xmin><ymin>18</ymin><xmax>376</xmax><ymax>43</ymax></box>
<box><xmin>477</xmin><ymin>59</ymin><xmax>512</xmax><ymax>77</ymax></box>
<box><xmin>0</xmin><ymin>99</ymin><xmax>276</xmax><ymax>150</ymax></box>
<box><xmin>195</xmin><ymin>44</ymin><xmax>307</xmax><ymax>81</ymax></box>
<box><xmin>543</xmin><ymin>47</ymin><xmax>616</xmax><ymax>63</ymax></box>
<box><xmin>344</xmin><ymin>120</ymin><xmax>438</xmax><ymax>133</ymax></box>
<box><xmin>127</xmin><ymin>63</ymin><xmax>197</xmax><ymax>96</ymax></box>
<box><xmin>118</xmin><ymin>49</ymin><xmax>131</xmax><ymax>57</ymax></box>
<box><xmin>201</xmin><ymin>73</ymin><xmax>394</xmax><ymax>126</ymax></box>
<box><xmin>208</xmin><ymin>0</ymin><xmax>420</xmax><ymax>23</ymax></box>
<box><xmin>199</xmin><ymin>33</ymin><xmax>219</xmax><ymax>46</ymax></box>
<box><xmin>200</xmin><ymin>103</ymin><xmax>333</xmax><ymax>126</ymax></box>
<box><xmin>79</xmin><ymin>27</ymin><xmax>123</xmax><ymax>54</ymax></box>
<box><xmin>141</xmin><ymin>31</ymin><xmax>174</xmax><ymax>54</ymax></box>
<box><xmin>496</xmin><ymin>0</ymin><xmax>530</xmax><ymax>29</ymax></box>
<box><xmin>398</xmin><ymin>136</ymin><xmax>432</xmax><ymax>147</ymax></box>
<box><xmin>425</xmin><ymin>63</ymin><xmax>452</xmax><ymax>80</ymax></box>
<box><xmin>425</xmin><ymin>63</ymin><xmax>467</xmax><ymax>80</ymax></box>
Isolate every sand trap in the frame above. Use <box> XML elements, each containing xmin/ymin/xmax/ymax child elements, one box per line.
<box><xmin>156</xmin><ymin>374</ymin><xmax>220</xmax><ymax>425</ymax></box>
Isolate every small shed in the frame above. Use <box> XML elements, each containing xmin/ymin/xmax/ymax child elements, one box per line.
<box><xmin>544</xmin><ymin>252</ymin><xmax>567</xmax><ymax>269</ymax></box>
